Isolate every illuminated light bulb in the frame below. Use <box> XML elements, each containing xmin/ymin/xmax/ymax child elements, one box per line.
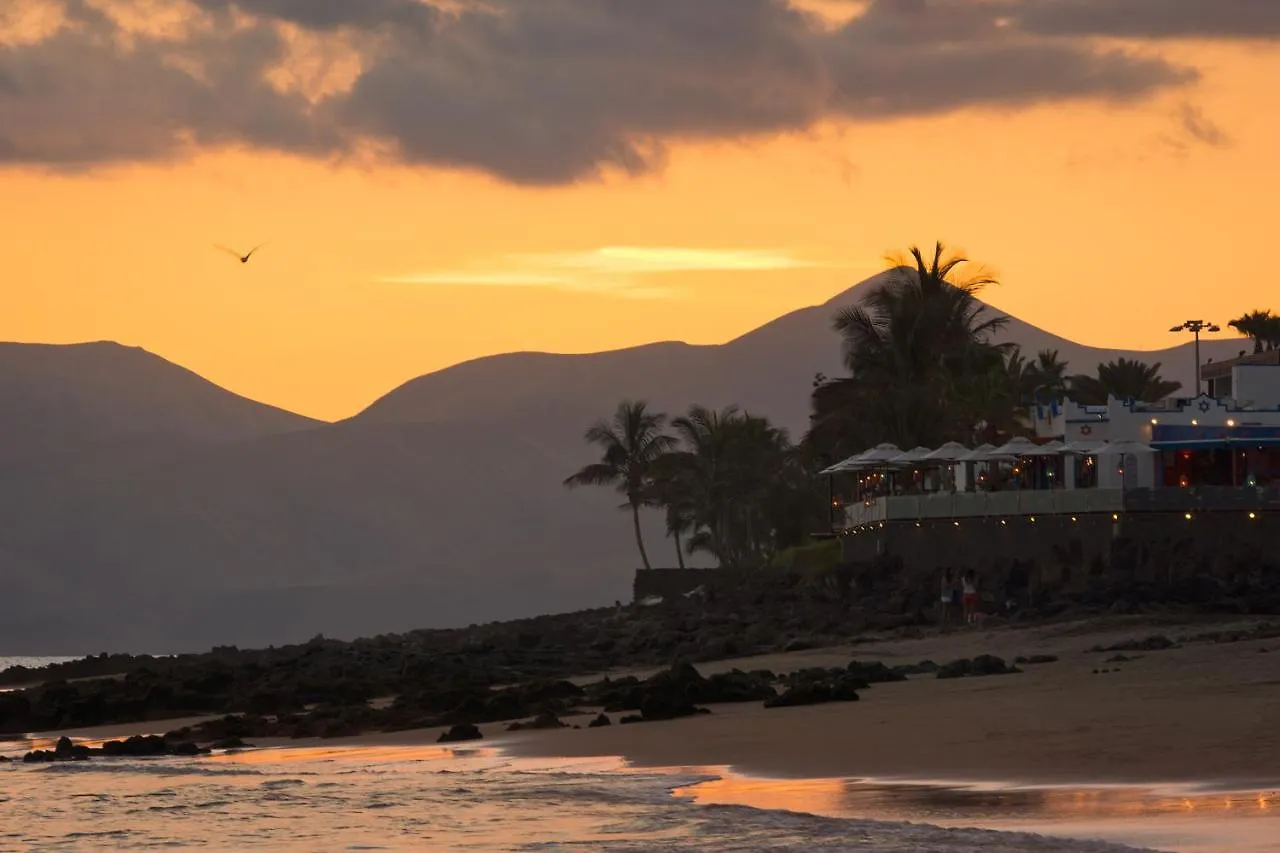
<box><xmin>1185</xmin><ymin>512</ymin><xmax>1193</xmax><ymax>520</ymax></box>
<box><xmin>1249</xmin><ymin>512</ymin><xmax>1257</xmax><ymax>520</ymax></box>
<box><xmin>1227</xmin><ymin>419</ymin><xmax>1236</xmax><ymax>427</ymax></box>
<box><xmin>1151</xmin><ymin>418</ymin><xmax>1159</xmax><ymax>425</ymax></box>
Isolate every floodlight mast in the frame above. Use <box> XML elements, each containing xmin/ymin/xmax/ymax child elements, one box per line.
<box><xmin>1170</xmin><ymin>320</ymin><xmax>1221</xmax><ymax>394</ymax></box>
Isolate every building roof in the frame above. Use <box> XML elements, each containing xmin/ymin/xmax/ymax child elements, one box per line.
<box><xmin>1201</xmin><ymin>349</ymin><xmax>1280</xmax><ymax>381</ymax></box>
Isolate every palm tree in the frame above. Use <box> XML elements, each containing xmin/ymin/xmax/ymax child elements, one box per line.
<box><xmin>953</xmin><ymin>346</ymin><xmax>1031</xmax><ymax>445</ymax></box>
<box><xmin>564</xmin><ymin>400</ymin><xmax>675</xmax><ymax>570</ymax></box>
<box><xmin>1068</xmin><ymin>358</ymin><xmax>1182</xmax><ymax>405</ymax></box>
<box><xmin>645</xmin><ymin>453</ymin><xmax>696</xmax><ymax>570</ymax></box>
<box><xmin>810</xmin><ymin>242</ymin><xmax>1008</xmax><ymax>453</ymax></box>
<box><xmin>1229</xmin><ymin>310</ymin><xmax>1274</xmax><ymax>354</ymax></box>
<box><xmin>666</xmin><ymin>406</ymin><xmax>799</xmax><ymax>569</ymax></box>
<box><xmin>1024</xmin><ymin>349</ymin><xmax>1070</xmax><ymax>403</ymax></box>
<box><xmin>1263</xmin><ymin>315</ymin><xmax>1280</xmax><ymax>352</ymax></box>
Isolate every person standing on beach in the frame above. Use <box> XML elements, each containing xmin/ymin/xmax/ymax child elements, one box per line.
<box><xmin>961</xmin><ymin>569</ymin><xmax>979</xmax><ymax>625</ymax></box>
<box><xmin>940</xmin><ymin>569</ymin><xmax>957</xmax><ymax>626</ymax></box>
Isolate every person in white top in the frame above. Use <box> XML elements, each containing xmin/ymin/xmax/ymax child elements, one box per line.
<box><xmin>940</xmin><ymin>569</ymin><xmax>958</xmax><ymax>627</ymax></box>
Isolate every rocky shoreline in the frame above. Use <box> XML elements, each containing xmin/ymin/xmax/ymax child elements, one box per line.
<box><xmin>3</xmin><ymin>571</ymin><xmax>1278</xmax><ymax>756</ymax></box>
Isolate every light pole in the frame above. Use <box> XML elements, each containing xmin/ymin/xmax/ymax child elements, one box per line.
<box><xmin>1169</xmin><ymin>320</ymin><xmax>1221</xmax><ymax>395</ymax></box>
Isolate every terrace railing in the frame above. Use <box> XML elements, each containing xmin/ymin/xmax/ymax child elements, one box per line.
<box><xmin>842</xmin><ymin>489</ymin><xmax>1124</xmax><ymax>528</ymax></box>
<box><xmin>841</xmin><ymin>485</ymin><xmax>1280</xmax><ymax>529</ymax></box>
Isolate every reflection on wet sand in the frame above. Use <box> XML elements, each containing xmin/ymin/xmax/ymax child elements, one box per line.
<box><xmin>680</xmin><ymin>773</ymin><xmax>1280</xmax><ymax>853</ymax></box>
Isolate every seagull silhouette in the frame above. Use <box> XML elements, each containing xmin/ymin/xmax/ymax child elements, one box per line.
<box><xmin>216</xmin><ymin>243</ymin><xmax>266</xmax><ymax>264</ymax></box>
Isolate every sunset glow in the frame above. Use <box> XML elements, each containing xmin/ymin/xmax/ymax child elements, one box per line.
<box><xmin>4</xmin><ymin>1</ymin><xmax>1280</xmax><ymax>419</ymax></box>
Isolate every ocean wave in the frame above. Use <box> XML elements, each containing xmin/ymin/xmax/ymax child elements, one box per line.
<box><xmin>1</xmin><ymin>747</ymin><xmax>1168</xmax><ymax>852</ymax></box>
<box><xmin>36</xmin><ymin>762</ymin><xmax>268</xmax><ymax>778</ymax></box>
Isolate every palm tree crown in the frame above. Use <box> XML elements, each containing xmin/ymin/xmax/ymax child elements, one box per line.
<box><xmin>810</xmin><ymin>241</ymin><xmax>1010</xmax><ymax>455</ymax></box>
<box><xmin>1068</xmin><ymin>358</ymin><xmax>1182</xmax><ymax>405</ymax></box>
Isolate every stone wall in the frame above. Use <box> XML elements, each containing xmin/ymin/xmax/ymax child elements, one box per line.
<box><xmin>839</xmin><ymin>511</ymin><xmax>1280</xmax><ymax>606</ymax></box>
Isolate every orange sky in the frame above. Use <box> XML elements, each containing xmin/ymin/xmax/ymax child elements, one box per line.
<box><xmin>4</xmin><ymin>4</ymin><xmax>1280</xmax><ymax>421</ymax></box>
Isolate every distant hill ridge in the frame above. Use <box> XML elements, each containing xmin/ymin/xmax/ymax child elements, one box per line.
<box><xmin>354</xmin><ymin>272</ymin><xmax>1246</xmax><ymax>436</ymax></box>
<box><xmin>0</xmin><ymin>277</ymin><xmax>1251</xmax><ymax>653</ymax></box>
<box><xmin>0</xmin><ymin>341</ymin><xmax>321</xmax><ymax>458</ymax></box>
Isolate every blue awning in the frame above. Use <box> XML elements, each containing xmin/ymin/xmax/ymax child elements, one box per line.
<box><xmin>1151</xmin><ymin>424</ymin><xmax>1280</xmax><ymax>450</ymax></box>
<box><xmin>1152</xmin><ymin>438</ymin><xmax>1280</xmax><ymax>450</ymax></box>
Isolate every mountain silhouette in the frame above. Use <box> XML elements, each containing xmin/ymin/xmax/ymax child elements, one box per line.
<box><xmin>356</xmin><ymin>271</ymin><xmax>1243</xmax><ymax>436</ymax></box>
<box><xmin>0</xmin><ymin>276</ymin><xmax>1250</xmax><ymax>653</ymax></box>
<box><xmin>0</xmin><ymin>341</ymin><xmax>319</xmax><ymax>461</ymax></box>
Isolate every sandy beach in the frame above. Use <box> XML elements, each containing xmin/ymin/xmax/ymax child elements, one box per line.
<box><xmin>491</xmin><ymin>615</ymin><xmax>1280</xmax><ymax>786</ymax></box>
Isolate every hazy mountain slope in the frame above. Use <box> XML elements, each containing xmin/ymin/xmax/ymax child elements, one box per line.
<box><xmin>0</xmin><ymin>342</ymin><xmax>322</xmax><ymax>460</ymax></box>
<box><xmin>0</xmin><ymin>417</ymin><xmax>651</xmax><ymax>653</ymax></box>
<box><xmin>356</xmin><ymin>272</ymin><xmax>1245</xmax><ymax>436</ymax></box>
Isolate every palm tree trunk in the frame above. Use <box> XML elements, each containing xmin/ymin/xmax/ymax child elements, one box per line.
<box><xmin>674</xmin><ymin>530</ymin><xmax>686</xmax><ymax>569</ymax></box>
<box><xmin>631</xmin><ymin>502</ymin><xmax>652</xmax><ymax>570</ymax></box>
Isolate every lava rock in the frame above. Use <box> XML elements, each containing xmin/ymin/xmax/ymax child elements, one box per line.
<box><xmin>506</xmin><ymin>711</ymin><xmax>567</xmax><ymax>731</ymax></box>
<box><xmin>437</xmin><ymin>723</ymin><xmax>483</xmax><ymax>743</ymax></box>
<box><xmin>892</xmin><ymin>660</ymin><xmax>939</xmax><ymax>676</ymax></box>
<box><xmin>936</xmin><ymin>655</ymin><xmax>1020</xmax><ymax>679</ymax></box>
<box><xmin>764</xmin><ymin>677</ymin><xmax>861</xmax><ymax>708</ymax></box>
<box><xmin>1088</xmin><ymin>635</ymin><xmax>1176</xmax><ymax>653</ymax></box>
<box><xmin>209</xmin><ymin>737</ymin><xmax>251</xmax><ymax>750</ymax></box>
<box><xmin>1013</xmin><ymin>655</ymin><xmax>1058</xmax><ymax>665</ymax></box>
<box><xmin>846</xmin><ymin>660</ymin><xmax>908</xmax><ymax>683</ymax></box>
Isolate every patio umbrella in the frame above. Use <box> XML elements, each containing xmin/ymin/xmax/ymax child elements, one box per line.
<box><xmin>886</xmin><ymin>446</ymin><xmax>935</xmax><ymax>465</ymax></box>
<box><xmin>957</xmin><ymin>443</ymin><xmax>996</xmax><ymax>461</ymax></box>
<box><xmin>1060</xmin><ymin>439</ymin><xmax>1105</xmax><ymax>454</ymax></box>
<box><xmin>1033</xmin><ymin>439</ymin><xmax>1067</xmax><ymax>455</ymax></box>
<box><xmin>992</xmin><ymin>436</ymin><xmax>1044</xmax><ymax>457</ymax></box>
<box><xmin>819</xmin><ymin>451</ymin><xmax>870</xmax><ymax>475</ymax></box>
<box><xmin>854</xmin><ymin>443</ymin><xmax>904</xmax><ymax>467</ymax></box>
<box><xmin>922</xmin><ymin>441</ymin><xmax>971</xmax><ymax>462</ymax></box>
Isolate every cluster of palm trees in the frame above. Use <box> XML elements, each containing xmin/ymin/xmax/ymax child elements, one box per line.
<box><xmin>563</xmin><ymin>401</ymin><xmax>823</xmax><ymax>571</ymax></box>
<box><xmin>1229</xmin><ymin>310</ymin><xmax>1280</xmax><ymax>353</ymax></box>
<box><xmin>806</xmin><ymin>243</ymin><xmax>1184</xmax><ymax>464</ymax></box>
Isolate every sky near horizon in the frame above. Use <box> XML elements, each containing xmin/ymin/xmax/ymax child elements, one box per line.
<box><xmin>3</xmin><ymin>0</ymin><xmax>1280</xmax><ymax>421</ymax></box>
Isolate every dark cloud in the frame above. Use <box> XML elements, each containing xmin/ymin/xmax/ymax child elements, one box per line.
<box><xmin>329</xmin><ymin>0</ymin><xmax>1193</xmax><ymax>183</ymax></box>
<box><xmin>1017</xmin><ymin>0</ymin><xmax>1280</xmax><ymax>39</ymax></box>
<box><xmin>0</xmin><ymin>0</ymin><xmax>1211</xmax><ymax>183</ymax></box>
<box><xmin>188</xmin><ymin>0</ymin><xmax>438</xmax><ymax>36</ymax></box>
<box><xmin>0</xmin><ymin>5</ymin><xmax>331</xmax><ymax>166</ymax></box>
<box><xmin>821</xmin><ymin>0</ymin><xmax>1192</xmax><ymax>118</ymax></box>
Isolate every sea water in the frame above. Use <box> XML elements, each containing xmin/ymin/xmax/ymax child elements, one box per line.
<box><xmin>0</xmin><ymin>741</ymin><xmax>1162</xmax><ymax>852</ymax></box>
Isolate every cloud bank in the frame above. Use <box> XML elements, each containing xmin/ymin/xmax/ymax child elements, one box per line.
<box><xmin>0</xmin><ymin>0</ymin><xmax>1270</xmax><ymax>184</ymax></box>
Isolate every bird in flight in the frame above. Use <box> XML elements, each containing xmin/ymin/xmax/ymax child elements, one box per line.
<box><xmin>216</xmin><ymin>243</ymin><xmax>266</xmax><ymax>264</ymax></box>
